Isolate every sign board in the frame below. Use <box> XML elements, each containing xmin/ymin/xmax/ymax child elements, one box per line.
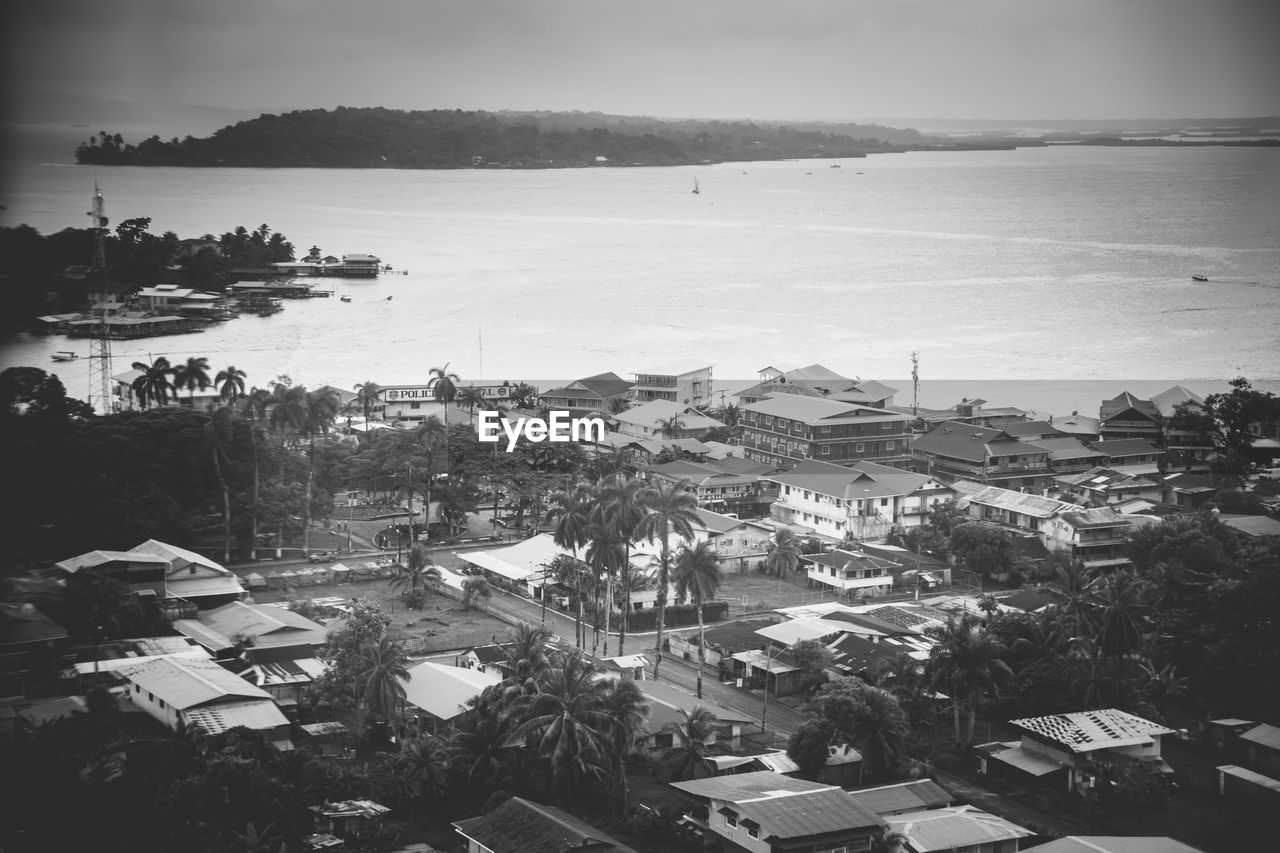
<box><xmin>380</xmin><ymin>382</ymin><xmax>515</xmax><ymax>402</ymax></box>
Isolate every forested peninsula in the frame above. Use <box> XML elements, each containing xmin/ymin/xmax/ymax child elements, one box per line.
<box><xmin>73</xmin><ymin>106</ymin><xmax>992</xmax><ymax>169</ymax></box>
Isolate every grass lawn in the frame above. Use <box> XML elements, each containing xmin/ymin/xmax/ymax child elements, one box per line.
<box><xmin>714</xmin><ymin>566</ymin><xmax>841</xmax><ymax>615</ymax></box>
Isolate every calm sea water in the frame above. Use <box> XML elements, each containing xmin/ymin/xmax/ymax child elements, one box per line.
<box><xmin>2</xmin><ymin>133</ymin><xmax>1278</xmax><ymax>415</ymax></box>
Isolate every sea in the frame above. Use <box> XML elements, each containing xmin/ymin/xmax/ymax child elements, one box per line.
<box><xmin>2</xmin><ymin>124</ymin><xmax>1278</xmax><ymax>416</ymax></box>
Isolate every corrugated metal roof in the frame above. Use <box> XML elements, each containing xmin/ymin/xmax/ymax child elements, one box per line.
<box><xmin>846</xmin><ymin>780</ymin><xmax>951</xmax><ymax>815</ymax></box>
<box><xmin>1239</xmin><ymin>722</ymin><xmax>1280</xmax><ymax>751</ymax></box>
<box><xmin>886</xmin><ymin>805</ymin><xmax>1032</xmax><ymax>851</ymax></box>
<box><xmin>1010</xmin><ymin>709</ymin><xmax>1175</xmax><ymax>753</ymax></box>
<box><xmin>670</xmin><ymin>770</ymin><xmax>832</xmax><ymax>802</ymax></box>
<box><xmin>736</xmin><ymin>788</ymin><xmax>884</xmax><ymax>838</ymax></box>
<box><xmin>400</xmin><ymin>661</ymin><xmax>499</xmax><ymax>720</ymax></box>
<box><xmin>120</xmin><ymin>657</ymin><xmax>271</xmax><ymax>710</ymax></box>
<box><xmin>1030</xmin><ymin>836</ymin><xmax>1207</xmax><ymax>853</ymax></box>
<box><xmin>185</xmin><ymin>698</ymin><xmax>289</xmax><ymax>734</ymax></box>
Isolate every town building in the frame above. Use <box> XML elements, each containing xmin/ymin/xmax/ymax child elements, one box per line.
<box><xmin>636</xmin><ymin>681</ymin><xmax>756</xmax><ymax>753</ymax></box>
<box><xmin>454</xmin><ymin>796</ymin><xmax>638</xmax><ymax>853</ymax></box>
<box><xmin>1054</xmin><ymin>467</ymin><xmax>1163</xmax><ymax>506</ymax></box>
<box><xmin>112</xmin><ymin>368</ymin><xmax>224</xmax><ymax>412</ymax></box>
<box><xmin>845</xmin><ymin>779</ymin><xmax>952</xmax><ymax>816</ymax></box>
<box><xmin>736</xmin><ymin>364</ymin><xmax>898</xmax><ymax>408</ymax></box>
<box><xmin>53</xmin><ymin>540</ymin><xmax>246</xmax><ymax>610</ymax></box>
<box><xmin>1023</xmin><ymin>436</ymin><xmax>1107</xmax><ymax>476</ymax></box>
<box><xmin>690</xmin><ymin>508</ymin><xmax>775</xmax><ymax>573</ymax></box>
<box><xmin>539</xmin><ymin>371</ymin><xmax>634</xmax><ymax>416</ymax></box>
<box><xmin>1159</xmin><ymin>472</ymin><xmax>1218</xmax><ymax>509</ymax></box>
<box><xmin>802</xmin><ymin>549</ymin><xmax>897</xmax><ymax>599</ymax></box>
<box><xmin>454</xmin><ymin>643</ymin><xmax>515</xmax><ymax>679</ymax></box>
<box><xmin>766</xmin><ymin>459</ymin><xmax>953</xmax><ymax>542</ymax></box>
<box><xmin>133</xmin><ymin>283</ymin><xmax>223</xmax><ymax>315</ymax></box>
<box><xmin>398</xmin><ymin>661</ymin><xmax>501</xmax><ymax>734</ymax></box>
<box><xmin>1098</xmin><ymin>391</ymin><xmax>1163</xmax><ymax>443</ymax></box>
<box><xmin>670</xmin><ymin>770</ymin><xmax>886</xmax><ymax>853</ymax></box>
<box><xmin>1152</xmin><ymin>385</ymin><xmax>1214</xmax><ymax>471</ymax></box>
<box><xmin>631</xmin><ymin>360</ymin><xmax>714</xmax><ymax>408</ymax></box>
<box><xmin>1088</xmin><ymin>438</ymin><xmax>1163</xmax><ymax>476</ymax></box>
<box><xmin>741</xmin><ymin>395</ymin><xmax>913</xmax><ymax>469</ymax></box>
<box><xmin>979</xmin><ymin>708</ymin><xmax>1174</xmax><ymax>795</ymax></box>
<box><xmin>645</xmin><ymin>458</ymin><xmax>774</xmax><ymax>515</ymax></box>
<box><xmin>883</xmin><ymin>805</ymin><xmax>1033</xmax><ymax>853</ymax></box>
<box><xmin>910</xmin><ymin>422</ymin><xmax>1053</xmax><ymax>492</ymax></box>
<box><xmin>118</xmin><ymin>656</ymin><xmax>292</xmax><ymax>747</ymax></box>
<box><xmin>613</xmin><ymin>399</ymin><xmax>725</xmax><ymax>440</ymax></box>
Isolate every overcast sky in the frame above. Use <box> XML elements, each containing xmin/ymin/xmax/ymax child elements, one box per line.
<box><xmin>4</xmin><ymin>0</ymin><xmax>1278</xmax><ymax>123</ymax></box>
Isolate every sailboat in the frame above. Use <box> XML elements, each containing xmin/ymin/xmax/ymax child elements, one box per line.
<box><xmin>692</xmin><ymin>177</ymin><xmax>700</xmax><ymax>195</ymax></box>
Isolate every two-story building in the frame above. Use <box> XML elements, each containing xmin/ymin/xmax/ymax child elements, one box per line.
<box><xmin>1152</xmin><ymin>385</ymin><xmax>1214</xmax><ymax>471</ymax></box>
<box><xmin>645</xmin><ymin>458</ymin><xmax>773</xmax><ymax>514</ymax></box>
<box><xmin>766</xmin><ymin>459</ymin><xmax>953</xmax><ymax>542</ymax></box>
<box><xmin>631</xmin><ymin>360</ymin><xmax>714</xmax><ymax>408</ymax></box>
<box><xmin>1054</xmin><ymin>467</ymin><xmax>1162</xmax><ymax>506</ymax></box>
<box><xmin>802</xmin><ymin>549</ymin><xmax>897</xmax><ymax>599</ymax></box>
<box><xmin>737</xmin><ymin>364</ymin><xmax>898</xmax><ymax>408</ymax></box>
<box><xmin>671</xmin><ymin>771</ymin><xmax>886</xmax><ymax>853</ymax></box>
<box><xmin>979</xmin><ymin>708</ymin><xmax>1174</xmax><ymax>795</ymax></box>
<box><xmin>1088</xmin><ymin>438</ymin><xmax>1163</xmax><ymax>476</ymax></box>
<box><xmin>1042</xmin><ymin>507</ymin><xmax>1135</xmax><ymax>571</ymax></box>
<box><xmin>1099</xmin><ymin>391</ymin><xmax>1164</xmax><ymax>443</ymax></box>
<box><xmin>539</xmin><ymin>371</ymin><xmax>635</xmax><ymax>416</ymax></box>
<box><xmin>112</xmin><ymin>367</ymin><xmax>223</xmax><ymax>412</ymax></box>
<box><xmin>613</xmin><ymin>400</ymin><xmax>725</xmax><ymax>440</ymax></box>
<box><xmin>691</xmin><ymin>508</ymin><xmax>776</xmax><ymax>573</ymax></box>
<box><xmin>741</xmin><ymin>395</ymin><xmax>913</xmax><ymax>469</ymax></box>
<box><xmin>133</xmin><ymin>283</ymin><xmax>223</xmax><ymax>315</ymax></box>
<box><xmin>910</xmin><ymin>422</ymin><xmax>1054</xmax><ymax>492</ymax></box>
<box><xmin>1024</xmin><ymin>436</ymin><xmax>1107</xmax><ymax>476</ymax></box>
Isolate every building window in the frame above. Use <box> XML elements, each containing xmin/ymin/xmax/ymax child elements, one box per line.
<box><xmin>886</xmin><ymin>441</ymin><xmax>895</xmax><ymax>451</ymax></box>
<box><xmin>856</xmin><ymin>443</ymin><xmax>864</xmax><ymax>453</ymax></box>
<box><xmin>821</xmin><ymin>425</ymin><xmax>831</xmax><ymax>433</ymax></box>
<box><xmin>724</xmin><ymin>812</ymin><xmax>738</xmax><ymax>828</ymax></box>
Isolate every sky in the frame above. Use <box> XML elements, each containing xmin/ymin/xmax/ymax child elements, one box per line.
<box><xmin>3</xmin><ymin>0</ymin><xmax>1279</xmax><ymax>125</ymax></box>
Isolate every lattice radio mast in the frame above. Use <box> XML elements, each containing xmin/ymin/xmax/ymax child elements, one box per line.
<box><xmin>87</xmin><ymin>185</ymin><xmax>114</xmax><ymax>415</ymax></box>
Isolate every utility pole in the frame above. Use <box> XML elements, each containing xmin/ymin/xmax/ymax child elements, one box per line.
<box><xmin>760</xmin><ymin>642</ymin><xmax>780</xmax><ymax>734</ymax></box>
<box><xmin>911</xmin><ymin>350</ymin><xmax>920</xmax><ymax>421</ymax></box>
<box><xmin>87</xmin><ymin>185</ymin><xmax>113</xmax><ymax>415</ymax></box>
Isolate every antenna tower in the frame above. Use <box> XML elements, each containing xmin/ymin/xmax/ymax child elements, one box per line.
<box><xmin>910</xmin><ymin>350</ymin><xmax>919</xmax><ymax>420</ymax></box>
<box><xmin>87</xmin><ymin>185</ymin><xmax>114</xmax><ymax>415</ymax></box>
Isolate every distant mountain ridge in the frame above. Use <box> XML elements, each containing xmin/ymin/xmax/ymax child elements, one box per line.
<box><xmin>71</xmin><ymin>106</ymin><xmax>965</xmax><ymax>169</ymax></box>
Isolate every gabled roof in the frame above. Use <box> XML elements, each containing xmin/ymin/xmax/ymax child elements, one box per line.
<box><xmin>1059</xmin><ymin>507</ymin><xmax>1134</xmax><ymax>530</ymax></box>
<box><xmin>613</xmin><ymin>400</ymin><xmax>724</xmax><ymax>430</ymax></box>
<box><xmin>130</xmin><ymin>539</ymin><xmax>228</xmax><ymax>574</ymax></box>
<box><xmin>184</xmin><ymin>698</ymin><xmax>290</xmax><ymax>734</ymax></box>
<box><xmin>463</xmin><ymin>643</ymin><xmax>513</xmax><ymax>665</ymax></box>
<box><xmin>698</xmin><ymin>618</ymin><xmax>775</xmax><ymax>653</ymax></box>
<box><xmin>1089</xmin><ymin>439</ymin><xmax>1161</xmax><ymax>458</ymax></box>
<box><xmin>1052</xmin><ymin>412</ymin><xmax>1102</xmax><ymax>435</ymax></box>
<box><xmin>0</xmin><ymin>602</ymin><xmax>69</xmax><ymax>647</ymax></box>
<box><xmin>735</xmin><ymin>787</ymin><xmax>885</xmax><ymax>839</ymax></box>
<box><xmin>745</xmin><ymin>394</ymin><xmax>904</xmax><ymax>425</ymax></box>
<box><xmin>399</xmin><ymin>661</ymin><xmax>500</xmax><ymax>721</ymax></box>
<box><xmin>803</xmin><ymin>550</ymin><xmax>902</xmax><ymax>579</ymax></box>
<box><xmin>953</xmin><ymin>482</ymin><xmax>1073</xmax><ymax>518</ymax></box>
<box><xmin>1056</xmin><ymin>467</ymin><xmax>1155</xmax><ymax>490</ymax></box>
<box><xmin>1099</xmin><ymin>392</ymin><xmax>1161</xmax><ymax>424</ymax></box>
<box><xmin>912</xmin><ymin>422</ymin><xmax>1028</xmax><ymax>463</ymax></box>
<box><xmin>1026</xmin><ymin>436</ymin><xmax>1106</xmax><ymax>461</ymax></box>
<box><xmin>120</xmin><ymin>657</ymin><xmax>272</xmax><ymax>710</ymax></box>
<box><xmin>1010</xmin><ymin>709</ymin><xmax>1174</xmax><ymax>753</ymax></box>
<box><xmin>1150</xmin><ymin>385</ymin><xmax>1206</xmax><ymax>417</ymax></box>
<box><xmin>829</xmin><ymin>633</ymin><xmax>904</xmax><ymax>673</ymax></box>
<box><xmin>54</xmin><ymin>549</ymin><xmax>171</xmax><ymax>573</ymax></box>
<box><xmin>1218</xmin><ymin>514</ymin><xmax>1280</xmax><ymax>537</ymax></box>
<box><xmin>640</xmin><ymin>680</ymin><xmax>755</xmax><ymax>733</ymax></box>
<box><xmin>846</xmin><ymin>779</ymin><xmax>952</xmax><ymax>815</ymax></box>
<box><xmin>1239</xmin><ymin>722</ymin><xmax>1280</xmax><ymax>751</ymax></box>
<box><xmin>670</xmin><ymin>770</ymin><xmax>832</xmax><ymax>802</ymax></box>
<box><xmin>176</xmin><ymin>601</ymin><xmax>327</xmax><ymax>650</ymax></box>
<box><xmin>1030</xmin><ymin>837</ymin><xmax>1206</xmax><ymax>853</ymax></box>
<box><xmin>769</xmin><ymin>459</ymin><xmax>941</xmax><ymax>501</ymax></box>
<box><xmin>544</xmin><ymin>371</ymin><xmax>634</xmax><ymax>400</ymax></box>
<box><xmin>694</xmin><ymin>508</ymin><xmax>769</xmax><ymax>535</ymax></box>
<box><xmin>1160</xmin><ymin>472</ymin><xmax>1216</xmax><ymax>493</ymax></box>
<box><xmin>454</xmin><ymin>796</ymin><xmax>638</xmax><ymax>853</ymax></box>
<box><xmin>885</xmin><ymin>805</ymin><xmax>1033</xmax><ymax>852</ymax></box>
<box><xmin>1001</xmin><ymin>420</ymin><xmax>1061</xmax><ymax>437</ymax></box>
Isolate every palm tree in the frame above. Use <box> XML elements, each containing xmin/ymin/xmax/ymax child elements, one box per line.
<box><xmin>449</xmin><ymin>680</ymin><xmax>540</xmax><ymax>811</ymax></box>
<box><xmin>1091</xmin><ymin>569</ymin><xmax>1152</xmax><ymax>661</ymax></box>
<box><xmin>352</xmin><ymin>379</ymin><xmax>381</xmax><ymax>422</ymax></box>
<box><xmin>584</xmin><ymin>514</ymin><xmax>627</xmax><ymax>656</ymax></box>
<box><xmin>546</xmin><ymin>485</ymin><xmax>593</xmax><ymax>649</ymax></box>
<box><xmin>602</xmin><ymin>676</ymin><xmax>649</xmax><ymax>817</ymax></box>
<box><xmin>242</xmin><ymin>386</ymin><xmax>272</xmax><ymax>558</ymax></box>
<box><xmin>455</xmin><ymin>385</ymin><xmax>487</xmax><ymax>417</ymax></box>
<box><xmin>595</xmin><ymin>474</ymin><xmax>649</xmax><ymax>656</ymax></box>
<box><xmin>429</xmin><ymin>362</ymin><xmax>461</xmax><ymax>428</ymax></box>
<box><xmin>765</xmin><ymin>526</ymin><xmax>802</xmax><ymax>580</ymax></box>
<box><xmin>267</xmin><ymin>381</ymin><xmax>309</xmax><ymax>556</ymax></box>
<box><xmin>357</xmin><ymin>632</ymin><xmax>409</xmax><ymax>741</ymax></box>
<box><xmin>388</xmin><ymin>543</ymin><xmax>442</xmax><ymax>603</ymax></box>
<box><xmin>130</xmin><ymin>356</ymin><xmax>175</xmax><ymax>409</ymax></box>
<box><xmin>215</xmin><ymin>365</ymin><xmax>247</xmax><ymax>405</ymax></box>
<box><xmin>414</xmin><ymin>416</ymin><xmax>448</xmax><ymax>538</ymax></box>
<box><xmin>673</xmin><ymin>541</ymin><xmax>723</xmax><ymax>698</ymax></box>
<box><xmin>654</xmin><ymin>705</ymin><xmax>725</xmax><ymax>782</ymax></box>
<box><xmin>300</xmin><ymin>387</ymin><xmax>341</xmax><ymax>554</ymax></box>
<box><xmin>924</xmin><ymin>613</ymin><xmax>1013</xmax><ymax>746</ymax></box>
<box><xmin>633</xmin><ymin>478</ymin><xmax>699</xmax><ymax>679</ymax></box>
<box><xmin>503</xmin><ymin>621</ymin><xmax>553</xmax><ymax>682</ymax></box>
<box><xmin>508</xmin><ymin>651</ymin><xmax>617</xmax><ymax>806</ymax></box>
<box><xmin>172</xmin><ymin>356</ymin><xmax>212</xmax><ymax>401</ymax></box>
<box><xmin>205</xmin><ymin>406</ymin><xmax>238</xmax><ymax>563</ymax></box>
<box><xmin>654</xmin><ymin>414</ymin><xmax>685</xmax><ymax>439</ymax></box>
<box><xmin>846</xmin><ymin>684</ymin><xmax>908</xmax><ymax>780</ymax></box>
<box><xmin>1046</xmin><ymin>555</ymin><xmax>1098</xmax><ymax>633</ymax></box>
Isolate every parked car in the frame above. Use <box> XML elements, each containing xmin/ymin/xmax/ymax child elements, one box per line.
<box><xmin>309</xmin><ymin>550</ymin><xmax>339</xmax><ymax>564</ymax></box>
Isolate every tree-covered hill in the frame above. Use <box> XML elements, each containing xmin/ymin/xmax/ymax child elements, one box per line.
<box><xmin>73</xmin><ymin>106</ymin><xmax>964</xmax><ymax>169</ymax></box>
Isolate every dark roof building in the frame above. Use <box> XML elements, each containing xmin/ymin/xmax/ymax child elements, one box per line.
<box><xmin>1098</xmin><ymin>392</ymin><xmax>1162</xmax><ymax>443</ymax></box>
<box><xmin>454</xmin><ymin>796</ymin><xmax>638</xmax><ymax>853</ymax></box>
<box><xmin>910</xmin><ymin>422</ymin><xmax>1053</xmax><ymax>491</ymax></box>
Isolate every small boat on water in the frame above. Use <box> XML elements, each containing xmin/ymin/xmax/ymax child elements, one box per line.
<box><xmin>1191</xmin><ymin>274</ymin><xmax>1209</xmax><ymax>282</ymax></box>
<box><xmin>51</xmin><ymin>351</ymin><xmax>78</xmax><ymax>362</ymax></box>
<box><xmin>340</xmin><ymin>295</ymin><xmax>352</xmax><ymax>302</ymax></box>
<box><xmin>692</xmin><ymin>177</ymin><xmax>700</xmax><ymax>195</ymax></box>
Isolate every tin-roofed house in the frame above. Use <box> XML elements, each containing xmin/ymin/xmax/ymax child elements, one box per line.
<box><xmin>884</xmin><ymin>804</ymin><xmax>1033</xmax><ymax>853</ymax></box>
<box><xmin>454</xmin><ymin>795</ymin><xmax>638</xmax><ymax>853</ymax></box>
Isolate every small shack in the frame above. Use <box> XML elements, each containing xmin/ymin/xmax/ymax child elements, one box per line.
<box><xmin>329</xmin><ymin>564</ymin><xmax>351</xmax><ymax>584</ymax></box>
<box><xmin>244</xmin><ymin>572</ymin><xmax>268</xmax><ymax>590</ymax></box>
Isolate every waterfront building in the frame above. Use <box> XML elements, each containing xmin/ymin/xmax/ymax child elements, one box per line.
<box><xmin>910</xmin><ymin>422</ymin><xmax>1054</xmax><ymax>492</ymax></box>
<box><xmin>539</xmin><ymin>371</ymin><xmax>634</xmax><ymax>416</ymax></box>
<box><xmin>765</xmin><ymin>458</ymin><xmax>953</xmax><ymax>542</ymax></box>
<box><xmin>133</xmin><ymin>283</ymin><xmax>223</xmax><ymax>314</ymax></box>
<box><xmin>736</xmin><ymin>363</ymin><xmax>898</xmax><ymax>408</ymax></box>
<box><xmin>1098</xmin><ymin>391</ymin><xmax>1163</xmax><ymax>443</ymax></box>
<box><xmin>740</xmin><ymin>394</ymin><xmax>913</xmax><ymax>469</ymax></box>
<box><xmin>630</xmin><ymin>359</ymin><xmax>714</xmax><ymax>408</ymax></box>
<box><xmin>612</xmin><ymin>399</ymin><xmax>725</xmax><ymax>440</ymax></box>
